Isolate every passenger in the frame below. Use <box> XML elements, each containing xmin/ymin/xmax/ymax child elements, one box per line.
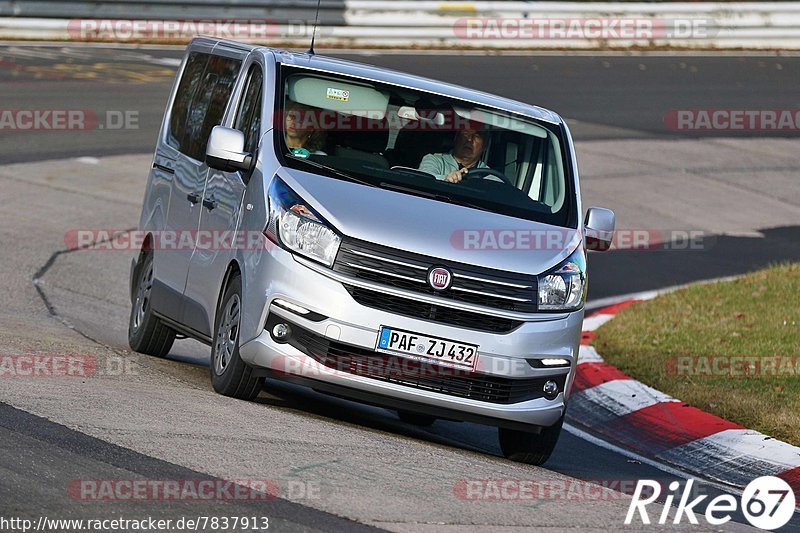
<box><xmin>284</xmin><ymin>100</ymin><xmax>327</xmax><ymax>157</ymax></box>
<box><xmin>418</xmin><ymin>127</ymin><xmax>489</xmax><ymax>183</ymax></box>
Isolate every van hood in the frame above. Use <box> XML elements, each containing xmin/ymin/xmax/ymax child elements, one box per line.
<box><xmin>277</xmin><ymin>167</ymin><xmax>581</xmax><ymax>276</ymax></box>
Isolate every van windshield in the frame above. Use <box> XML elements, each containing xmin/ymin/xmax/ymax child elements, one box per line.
<box><xmin>276</xmin><ymin>66</ymin><xmax>576</xmax><ymax>228</ymax></box>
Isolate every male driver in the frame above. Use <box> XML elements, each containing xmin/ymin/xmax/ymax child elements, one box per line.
<box><xmin>418</xmin><ymin>127</ymin><xmax>489</xmax><ymax>183</ymax></box>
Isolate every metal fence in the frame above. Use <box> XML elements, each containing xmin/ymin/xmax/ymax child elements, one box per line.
<box><xmin>0</xmin><ymin>1</ymin><xmax>343</xmax><ymax>21</ymax></box>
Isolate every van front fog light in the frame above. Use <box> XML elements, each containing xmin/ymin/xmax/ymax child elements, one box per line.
<box><xmin>543</xmin><ymin>380</ymin><xmax>559</xmax><ymax>400</ymax></box>
<box><xmin>272</xmin><ymin>323</ymin><xmax>291</xmax><ymax>341</ymax></box>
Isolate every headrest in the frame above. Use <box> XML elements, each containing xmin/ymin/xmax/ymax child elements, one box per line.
<box><xmin>334</xmin><ymin>116</ymin><xmax>389</xmax><ymax>153</ymax></box>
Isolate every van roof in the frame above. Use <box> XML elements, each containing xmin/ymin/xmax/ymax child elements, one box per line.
<box><xmin>193</xmin><ymin>37</ymin><xmax>563</xmax><ymax>126</ymax></box>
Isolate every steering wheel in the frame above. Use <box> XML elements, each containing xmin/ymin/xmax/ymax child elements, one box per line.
<box><xmin>463</xmin><ymin>167</ymin><xmax>513</xmax><ymax>186</ymax></box>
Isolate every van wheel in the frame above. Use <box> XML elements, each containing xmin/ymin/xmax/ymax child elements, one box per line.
<box><xmin>498</xmin><ymin>416</ymin><xmax>564</xmax><ymax>466</ymax></box>
<box><xmin>210</xmin><ymin>274</ymin><xmax>262</xmax><ymax>400</ymax></box>
<box><xmin>128</xmin><ymin>253</ymin><xmax>175</xmax><ymax>357</ymax></box>
<box><xmin>397</xmin><ymin>410</ymin><xmax>436</xmax><ymax>427</ymax></box>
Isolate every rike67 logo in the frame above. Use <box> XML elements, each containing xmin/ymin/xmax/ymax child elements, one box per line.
<box><xmin>626</xmin><ymin>476</ymin><xmax>796</xmax><ymax>530</ymax></box>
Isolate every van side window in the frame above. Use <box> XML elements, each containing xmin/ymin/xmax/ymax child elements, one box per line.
<box><xmin>168</xmin><ymin>52</ymin><xmax>208</xmax><ymax>153</ymax></box>
<box><xmin>234</xmin><ymin>65</ymin><xmax>263</xmax><ymax>157</ymax></box>
<box><xmin>168</xmin><ymin>53</ymin><xmax>242</xmax><ymax>161</ymax></box>
<box><xmin>183</xmin><ymin>56</ymin><xmax>242</xmax><ymax>161</ymax></box>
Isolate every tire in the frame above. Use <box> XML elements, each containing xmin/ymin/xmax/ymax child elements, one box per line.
<box><xmin>210</xmin><ymin>274</ymin><xmax>262</xmax><ymax>400</ymax></box>
<box><xmin>397</xmin><ymin>410</ymin><xmax>436</xmax><ymax>427</ymax></box>
<box><xmin>128</xmin><ymin>252</ymin><xmax>175</xmax><ymax>357</ymax></box>
<box><xmin>498</xmin><ymin>416</ymin><xmax>564</xmax><ymax>466</ymax></box>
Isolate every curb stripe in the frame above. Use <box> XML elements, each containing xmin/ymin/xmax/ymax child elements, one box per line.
<box><xmin>599</xmin><ymin>402</ymin><xmax>744</xmax><ymax>455</ymax></box>
<box><xmin>577</xmin><ymin>345</ymin><xmax>603</xmax><ymax>364</ymax></box>
<box><xmin>581</xmin><ymin>313</ymin><xmax>615</xmax><ymax>332</ymax></box>
<box><xmin>579</xmin><ymin>330</ymin><xmax>595</xmax><ymax>345</ymax></box>
<box><xmin>658</xmin><ymin>429</ymin><xmax>800</xmax><ymax>490</ymax></box>
<box><xmin>574</xmin><ymin>379</ymin><xmax>678</xmax><ymax>420</ymax></box>
<box><xmin>776</xmin><ymin>466</ymin><xmax>800</xmax><ymax>495</ymax></box>
<box><xmin>572</xmin><ymin>362</ymin><xmax>630</xmax><ymax>393</ymax></box>
<box><xmin>590</xmin><ymin>299</ymin><xmax>639</xmax><ymax>316</ymax></box>
<box><xmin>569</xmin><ymin>297</ymin><xmax>800</xmax><ymax>493</ymax></box>
<box><xmin>682</xmin><ymin>429</ymin><xmax>800</xmax><ymax>470</ymax></box>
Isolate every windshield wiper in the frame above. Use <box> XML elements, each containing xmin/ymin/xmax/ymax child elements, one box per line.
<box><xmin>287</xmin><ymin>154</ymin><xmax>375</xmax><ymax>188</ymax></box>
<box><xmin>378</xmin><ymin>182</ymin><xmax>493</xmax><ymax>213</ymax></box>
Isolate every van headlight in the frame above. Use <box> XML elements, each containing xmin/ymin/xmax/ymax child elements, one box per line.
<box><xmin>537</xmin><ymin>248</ymin><xmax>586</xmax><ymax>311</ymax></box>
<box><xmin>266</xmin><ymin>177</ymin><xmax>341</xmax><ymax>267</ymax></box>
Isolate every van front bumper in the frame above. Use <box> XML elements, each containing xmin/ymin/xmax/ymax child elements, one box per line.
<box><xmin>238</xmin><ymin>247</ymin><xmax>583</xmax><ymax>430</ymax></box>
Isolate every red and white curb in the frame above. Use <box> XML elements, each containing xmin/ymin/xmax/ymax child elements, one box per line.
<box><xmin>569</xmin><ymin>299</ymin><xmax>800</xmax><ymax>498</ymax></box>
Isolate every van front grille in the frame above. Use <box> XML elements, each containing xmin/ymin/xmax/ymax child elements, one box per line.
<box><xmin>332</xmin><ymin>239</ymin><xmax>538</xmax><ymax>317</ymax></box>
<box><xmin>345</xmin><ymin>286</ymin><xmax>522</xmax><ymax>333</ymax></box>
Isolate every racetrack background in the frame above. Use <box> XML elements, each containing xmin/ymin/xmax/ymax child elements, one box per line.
<box><xmin>0</xmin><ymin>42</ymin><xmax>798</xmax><ymax>531</ymax></box>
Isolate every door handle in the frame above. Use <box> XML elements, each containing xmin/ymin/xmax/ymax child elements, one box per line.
<box><xmin>187</xmin><ymin>192</ymin><xmax>200</xmax><ymax>204</ymax></box>
<box><xmin>202</xmin><ymin>197</ymin><xmax>217</xmax><ymax>211</ymax></box>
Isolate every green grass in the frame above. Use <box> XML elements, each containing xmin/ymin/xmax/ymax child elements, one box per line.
<box><xmin>593</xmin><ymin>263</ymin><xmax>800</xmax><ymax>445</ymax></box>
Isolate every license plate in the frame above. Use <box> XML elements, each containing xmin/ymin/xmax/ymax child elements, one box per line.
<box><xmin>375</xmin><ymin>327</ymin><xmax>479</xmax><ymax>370</ymax></box>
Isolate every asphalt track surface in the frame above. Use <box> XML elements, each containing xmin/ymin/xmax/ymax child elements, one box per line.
<box><xmin>2</xmin><ymin>46</ymin><xmax>800</xmax><ymax>164</ymax></box>
<box><xmin>1</xmin><ymin>45</ymin><xmax>799</xmax><ymax>531</ymax></box>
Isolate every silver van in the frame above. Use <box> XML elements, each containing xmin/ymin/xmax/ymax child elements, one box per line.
<box><xmin>129</xmin><ymin>37</ymin><xmax>615</xmax><ymax>465</ymax></box>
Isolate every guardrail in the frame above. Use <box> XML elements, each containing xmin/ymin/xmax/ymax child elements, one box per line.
<box><xmin>1</xmin><ymin>1</ymin><xmax>799</xmax><ymax>49</ymax></box>
<box><xmin>0</xmin><ymin>1</ymin><xmax>346</xmax><ymax>22</ymax></box>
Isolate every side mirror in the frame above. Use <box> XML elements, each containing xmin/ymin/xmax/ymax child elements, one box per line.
<box><xmin>206</xmin><ymin>126</ymin><xmax>253</xmax><ymax>174</ymax></box>
<box><xmin>584</xmin><ymin>207</ymin><xmax>615</xmax><ymax>252</ymax></box>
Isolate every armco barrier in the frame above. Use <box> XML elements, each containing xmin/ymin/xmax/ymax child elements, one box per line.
<box><xmin>0</xmin><ymin>0</ymin><xmax>346</xmax><ymax>23</ymax></box>
<box><xmin>1</xmin><ymin>1</ymin><xmax>800</xmax><ymax>48</ymax></box>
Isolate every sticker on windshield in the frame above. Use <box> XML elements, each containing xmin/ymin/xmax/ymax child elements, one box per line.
<box><xmin>326</xmin><ymin>87</ymin><xmax>350</xmax><ymax>102</ymax></box>
<box><xmin>291</xmin><ymin>147</ymin><xmax>310</xmax><ymax>158</ymax></box>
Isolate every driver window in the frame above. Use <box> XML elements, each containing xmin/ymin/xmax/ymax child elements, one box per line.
<box><xmin>540</xmin><ymin>139</ymin><xmax>565</xmax><ymax>212</ymax></box>
<box><xmin>234</xmin><ymin>64</ymin><xmax>263</xmax><ymax>157</ymax></box>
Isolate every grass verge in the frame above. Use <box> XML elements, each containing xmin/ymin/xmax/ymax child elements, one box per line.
<box><xmin>593</xmin><ymin>263</ymin><xmax>800</xmax><ymax>445</ymax></box>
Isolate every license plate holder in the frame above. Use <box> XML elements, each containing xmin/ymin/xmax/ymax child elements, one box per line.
<box><xmin>375</xmin><ymin>326</ymin><xmax>479</xmax><ymax>371</ymax></box>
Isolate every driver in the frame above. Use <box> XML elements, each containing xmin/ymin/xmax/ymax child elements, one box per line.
<box><xmin>418</xmin><ymin>127</ymin><xmax>489</xmax><ymax>183</ymax></box>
